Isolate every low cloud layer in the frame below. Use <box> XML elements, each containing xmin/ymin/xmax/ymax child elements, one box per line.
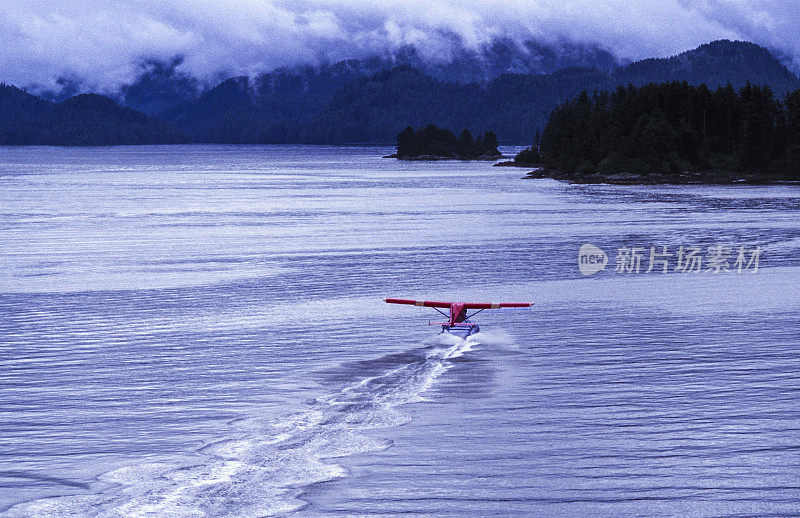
<box><xmin>2</xmin><ymin>0</ymin><xmax>799</xmax><ymax>91</ymax></box>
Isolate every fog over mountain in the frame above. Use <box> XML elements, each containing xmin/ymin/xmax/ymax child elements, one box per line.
<box><xmin>3</xmin><ymin>0</ymin><xmax>800</xmax><ymax>94</ymax></box>
<box><xmin>4</xmin><ymin>39</ymin><xmax>798</xmax><ymax>146</ymax></box>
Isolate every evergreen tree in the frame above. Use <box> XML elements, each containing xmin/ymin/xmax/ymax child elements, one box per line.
<box><xmin>397</xmin><ymin>126</ymin><xmax>415</xmax><ymax>156</ymax></box>
<box><xmin>394</xmin><ymin>125</ymin><xmax>500</xmax><ymax>159</ymax></box>
<box><xmin>513</xmin><ymin>130</ymin><xmax>542</xmax><ymax>164</ymax></box>
<box><xmin>538</xmin><ymin>81</ymin><xmax>800</xmax><ymax>180</ymax></box>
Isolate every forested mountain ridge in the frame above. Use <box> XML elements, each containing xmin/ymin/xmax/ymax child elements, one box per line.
<box><xmin>0</xmin><ymin>85</ymin><xmax>186</xmax><ymax>145</ymax></box>
<box><xmin>114</xmin><ymin>39</ymin><xmax>618</xmax><ymax>117</ymax></box>
<box><xmin>161</xmin><ymin>39</ymin><xmax>800</xmax><ymax>144</ymax></box>
<box><xmin>1</xmin><ymin>40</ymin><xmax>798</xmax><ymax>146</ymax></box>
<box><xmin>614</xmin><ymin>40</ymin><xmax>799</xmax><ymax>95</ymax></box>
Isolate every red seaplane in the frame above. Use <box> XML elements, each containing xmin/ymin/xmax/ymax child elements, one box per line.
<box><xmin>384</xmin><ymin>298</ymin><xmax>533</xmax><ymax>337</ymax></box>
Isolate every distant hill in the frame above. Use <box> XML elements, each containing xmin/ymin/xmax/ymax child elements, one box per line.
<box><xmin>0</xmin><ymin>85</ymin><xmax>186</xmax><ymax>145</ymax></box>
<box><xmin>2</xmin><ymin>40</ymin><xmax>799</xmax><ymax>146</ymax></box>
<box><xmin>113</xmin><ymin>39</ymin><xmax>618</xmax><ymax>117</ymax></box>
<box><xmin>388</xmin><ymin>39</ymin><xmax>620</xmax><ymax>84</ymax></box>
<box><xmin>164</xmin><ymin>40</ymin><xmax>800</xmax><ymax>144</ymax></box>
<box><xmin>120</xmin><ymin>57</ymin><xmax>200</xmax><ymax>117</ymax></box>
<box><xmin>615</xmin><ymin>40</ymin><xmax>800</xmax><ymax>94</ymax></box>
<box><xmin>162</xmin><ymin>59</ymin><xmax>390</xmax><ymax>143</ymax></box>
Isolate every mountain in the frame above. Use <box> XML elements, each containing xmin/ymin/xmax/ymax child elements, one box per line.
<box><xmin>300</xmin><ymin>66</ymin><xmax>610</xmax><ymax>144</ymax></box>
<box><xmin>109</xmin><ymin>39</ymin><xmax>618</xmax><ymax>118</ymax></box>
<box><xmin>166</xmin><ymin>40</ymin><xmax>798</xmax><ymax>144</ymax></box>
<box><xmin>2</xmin><ymin>40</ymin><xmax>799</xmax><ymax>146</ymax></box>
<box><xmin>163</xmin><ymin>59</ymin><xmax>392</xmax><ymax>143</ymax></box>
<box><xmin>120</xmin><ymin>57</ymin><xmax>200</xmax><ymax>116</ymax></box>
<box><xmin>0</xmin><ymin>85</ymin><xmax>186</xmax><ymax>145</ymax></box>
<box><xmin>389</xmin><ymin>39</ymin><xmax>620</xmax><ymax>84</ymax></box>
<box><xmin>614</xmin><ymin>40</ymin><xmax>800</xmax><ymax>94</ymax></box>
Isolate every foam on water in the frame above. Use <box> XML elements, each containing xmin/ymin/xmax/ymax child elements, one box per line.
<box><xmin>5</xmin><ymin>335</ymin><xmax>477</xmax><ymax>517</ymax></box>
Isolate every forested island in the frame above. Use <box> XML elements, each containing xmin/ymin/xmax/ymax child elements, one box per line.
<box><xmin>388</xmin><ymin>125</ymin><xmax>501</xmax><ymax>159</ymax></box>
<box><xmin>525</xmin><ymin>81</ymin><xmax>800</xmax><ymax>183</ymax></box>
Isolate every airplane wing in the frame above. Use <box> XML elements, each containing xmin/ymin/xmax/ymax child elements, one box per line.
<box><xmin>462</xmin><ymin>302</ymin><xmax>532</xmax><ymax>309</ymax></box>
<box><xmin>384</xmin><ymin>298</ymin><xmax>532</xmax><ymax>309</ymax></box>
<box><xmin>383</xmin><ymin>298</ymin><xmax>452</xmax><ymax>308</ymax></box>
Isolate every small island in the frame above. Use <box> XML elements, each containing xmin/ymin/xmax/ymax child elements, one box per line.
<box><xmin>387</xmin><ymin>125</ymin><xmax>502</xmax><ymax>160</ymax></box>
<box><xmin>526</xmin><ymin>82</ymin><xmax>800</xmax><ymax>184</ymax></box>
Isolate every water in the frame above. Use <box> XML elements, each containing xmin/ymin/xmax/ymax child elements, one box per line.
<box><xmin>1</xmin><ymin>145</ymin><xmax>799</xmax><ymax>516</ymax></box>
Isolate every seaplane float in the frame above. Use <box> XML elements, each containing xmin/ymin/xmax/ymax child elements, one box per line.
<box><xmin>384</xmin><ymin>298</ymin><xmax>532</xmax><ymax>337</ymax></box>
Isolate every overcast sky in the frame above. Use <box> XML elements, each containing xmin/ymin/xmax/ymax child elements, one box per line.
<box><xmin>1</xmin><ymin>0</ymin><xmax>798</xmax><ymax>91</ymax></box>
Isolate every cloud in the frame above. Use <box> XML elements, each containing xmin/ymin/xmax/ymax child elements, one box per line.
<box><xmin>0</xmin><ymin>0</ymin><xmax>798</xmax><ymax>92</ymax></box>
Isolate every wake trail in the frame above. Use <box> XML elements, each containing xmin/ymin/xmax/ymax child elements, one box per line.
<box><xmin>5</xmin><ymin>334</ymin><xmax>482</xmax><ymax>518</ymax></box>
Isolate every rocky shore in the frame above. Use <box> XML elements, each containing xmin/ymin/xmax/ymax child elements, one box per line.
<box><xmin>522</xmin><ymin>168</ymin><xmax>800</xmax><ymax>185</ymax></box>
<box><xmin>494</xmin><ymin>160</ymin><xmax>541</xmax><ymax>168</ymax></box>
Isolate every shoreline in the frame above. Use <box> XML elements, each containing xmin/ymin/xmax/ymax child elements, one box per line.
<box><xmin>523</xmin><ymin>168</ymin><xmax>800</xmax><ymax>185</ymax></box>
<box><xmin>383</xmin><ymin>153</ymin><xmax>506</xmax><ymax>161</ymax></box>
<box><xmin>494</xmin><ymin>160</ymin><xmax>541</xmax><ymax>168</ymax></box>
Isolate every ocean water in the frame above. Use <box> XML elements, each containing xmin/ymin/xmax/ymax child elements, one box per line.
<box><xmin>1</xmin><ymin>145</ymin><xmax>799</xmax><ymax>516</ymax></box>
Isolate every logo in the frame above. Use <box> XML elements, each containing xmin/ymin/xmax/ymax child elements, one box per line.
<box><xmin>578</xmin><ymin>244</ymin><xmax>608</xmax><ymax>276</ymax></box>
<box><xmin>576</xmin><ymin>243</ymin><xmax>760</xmax><ymax>275</ymax></box>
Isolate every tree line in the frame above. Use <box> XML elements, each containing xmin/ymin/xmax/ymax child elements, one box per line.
<box><xmin>395</xmin><ymin>125</ymin><xmax>500</xmax><ymax>159</ymax></box>
<box><xmin>532</xmin><ymin>81</ymin><xmax>800</xmax><ymax>179</ymax></box>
